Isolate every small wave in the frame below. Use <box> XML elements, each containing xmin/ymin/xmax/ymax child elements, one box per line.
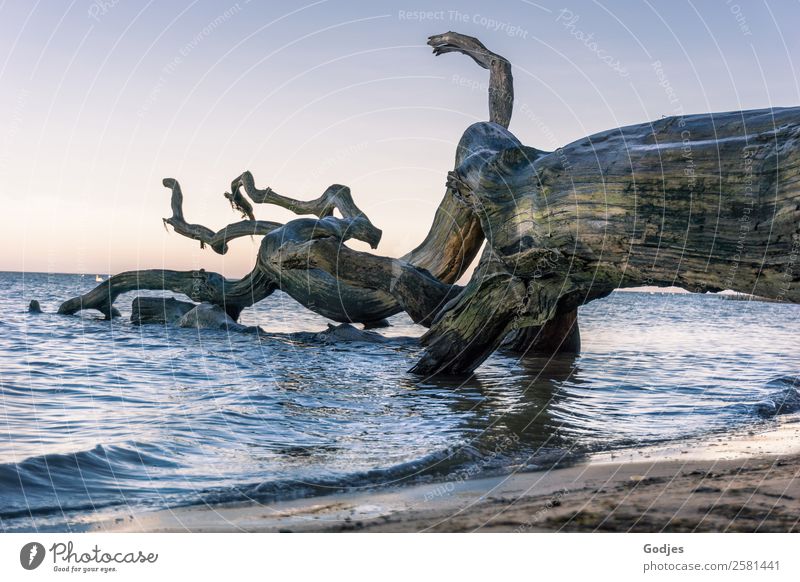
<box><xmin>0</xmin><ymin>442</ymin><xmax>183</xmax><ymax>520</ymax></box>
<box><xmin>0</xmin><ymin>439</ymin><xmax>478</xmax><ymax>523</ymax></box>
<box><xmin>194</xmin><ymin>444</ymin><xmax>485</xmax><ymax>507</ymax></box>
<box><xmin>196</xmin><ymin>441</ymin><xmax>579</xmax><ymax>509</ymax></box>
<box><xmin>748</xmin><ymin>377</ymin><xmax>800</xmax><ymax>418</ymax></box>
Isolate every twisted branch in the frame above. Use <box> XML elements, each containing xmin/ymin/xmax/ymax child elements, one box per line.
<box><xmin>162</xmin><ymin>178</ymin><xmax>281</xmax><ymax>254</ymax></box>
<box><xmin>227</xmin><ymin>171</ymin><xmax>382</xmax><ymax>248</ymax></box>
<box><xmin>427</xmin><ymin>31</ymin><xmax>513</xmax><ymax>128</ymax></box>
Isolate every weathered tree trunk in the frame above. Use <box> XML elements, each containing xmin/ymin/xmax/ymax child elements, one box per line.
<box><xmin>412</xmin><ymin>107</ymin><xmax>800</xmax><ymax>374</ymax></box>
<box><xmin>55</xmin><ymin>31</ymin><xmax>799</xmax><ymax>380</ymax></box>
<box><xmin>56</xmin><ymin>34</ymin><xmax>513</xmax><ymax>325</ymax></box>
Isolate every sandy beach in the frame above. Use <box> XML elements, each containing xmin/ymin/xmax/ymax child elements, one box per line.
<box><xmin>97</xmin><ymin>418</ymin><xmax>800</xmax><ymax>533</ymax></box>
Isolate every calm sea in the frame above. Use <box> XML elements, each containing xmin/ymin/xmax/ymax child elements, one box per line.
<box><xmin>1</xmin><ymin>271</ymin><xmax>798</xmax><ymax>531</ymax></box>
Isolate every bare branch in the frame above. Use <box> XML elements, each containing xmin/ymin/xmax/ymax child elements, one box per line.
<box><xmin>427</xmin><ymin>31</ymin><xmax>514</xmax><ymax>128</ymax></box>
<box><xmin>162</xmin><ymin>178</ymin><xmax>281</xmax><ymax>254</ymax></box>
<box><xmin>227</xmin><ymin>171</ymin><xmax>382</xmax><ymax>248</ymax></box>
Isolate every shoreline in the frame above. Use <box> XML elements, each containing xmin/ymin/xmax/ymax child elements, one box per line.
<box><xmin>96</xmin><ymin>417</ymin><xmax>800</xmax><ymax>533</ymax></box>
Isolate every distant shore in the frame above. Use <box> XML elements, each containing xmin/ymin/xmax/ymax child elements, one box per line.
<box><xmin>98</xmin><ymin>418</ymin><xmax>800</xmax><ymax>533</ymax></box>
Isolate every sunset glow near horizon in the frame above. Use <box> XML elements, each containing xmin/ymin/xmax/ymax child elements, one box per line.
<box><xmin>1</xmin><ymin>0</ymin><xmax>798</xmax><ymax>277</ymax></box>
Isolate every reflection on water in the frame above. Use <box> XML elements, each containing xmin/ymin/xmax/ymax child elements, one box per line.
<box><xmin>0</xmin><ymin>272</ymin><xmax>797</xmax><ymax>531</ymax></box>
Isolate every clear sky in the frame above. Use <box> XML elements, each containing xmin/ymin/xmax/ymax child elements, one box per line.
<box><xmin>1</xmin><ymin>0</ymin><xmax>798</xmax><ymax>276</ymax></box>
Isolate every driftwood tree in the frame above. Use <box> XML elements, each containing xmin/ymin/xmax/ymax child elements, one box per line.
<box><xmin>59</xmin><ymin>32</ymin><xmax>800</xmax><ymax>376</ymax></box>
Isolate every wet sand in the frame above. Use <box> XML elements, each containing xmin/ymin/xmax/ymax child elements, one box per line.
<box><xmin>97</xmin><ymin>419</ymin><xmax>800</xmax><ymax>533</ymax></box>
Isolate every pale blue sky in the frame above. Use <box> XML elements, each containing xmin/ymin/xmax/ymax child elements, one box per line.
<box><xmin>1</xmin><ymin>0</ymin><xmax>798</xmax><ymax>275</ymax></box>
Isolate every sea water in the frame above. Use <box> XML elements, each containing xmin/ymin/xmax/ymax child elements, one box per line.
<box><xmin>1</xmin><ymin>271</ymin><xmax>798</xmax><ymax>531</ymax></box>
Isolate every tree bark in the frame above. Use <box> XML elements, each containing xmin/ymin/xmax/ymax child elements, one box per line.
<box><xmin>403</xmin><ymin>32</ymin><xmax>516</xmax><ymax>282</ymax></box>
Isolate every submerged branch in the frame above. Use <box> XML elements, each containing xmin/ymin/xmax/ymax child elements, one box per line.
<box><xmin>58</xmin><ymin>267</ymin><xmax>275</xmax><ymax>320</ymax></box>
